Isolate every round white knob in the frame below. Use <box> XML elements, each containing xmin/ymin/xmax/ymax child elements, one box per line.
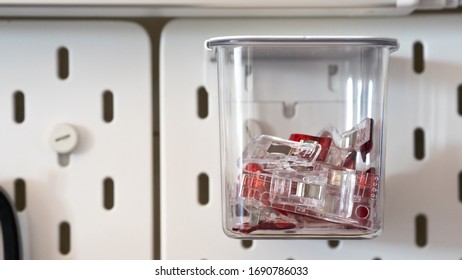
<box><xmin>50</xmin><ymin>123</ymin><xmax>79</xmax><ymax>154</ymax></box>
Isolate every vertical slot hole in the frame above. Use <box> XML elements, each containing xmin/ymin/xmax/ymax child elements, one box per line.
<box><xmin>328</xmin><ymin>64</ymin><xmax>339</xmax><ymax>92</ymax></box>
<box><xmin>328</xmin><ymin>240</ymin><xmax>340</xmax><ymax>249</ymax></box>
<box><xmin>458</xmin><ymin>85</ymin><xmax>462</xmax><ymax>116</ymax></box>
<box><xmin>197</xmin><ymin>86</ymin><xmax>208</xmax><ymax>119</ymax></box>
<box><xmin>243</xmin><ymin>119</ymin><xmax>263</xmax><ymax>141</ymax></box>
<box><xmin>283</xmin><ymin>102</ymin><xmax>296</xmax><ymax>118</ymax></box>
<box><xmin>414</xmin><ymin>128</ymin><xmax>425</xmax><ymax>160</ymax></box>
<box><xmin>413</xmin><ymin>42</ymin><xmax>424</xmax><ymax>74</ymax></box>
<box><xmin>58</xmin><ymin>154</ymin><xmax>70</xmax><ymax>167</ymax></box>
<box><xmin>103</xmin><ymin>177</ymin><xmax>114</xmax><ymax>210</ymax></box>
<box><xmin>13</xmin><ymin>91</ymin><xmax>25</xmax><ymax>124</ymax></box>
<box><xmin>415</xmin><ymin>214</ymin><xmax>427</xmax><ymax>247</ymax></box>
<box><xmin>241</xmin><ymin>240</ymin><xmax>253</xmax><ymax>249</ymax></box>
<box><xmin>59</xmin><ymin>222</ymin><xmax>71</xmax><ymax>255</ymax></box>
<box><xmin>198</xmin><ymin>173</ymin><xmax>209</xmax><ymax>205</ymax></box>
<box><xmin>244</xmin><ymin>65</ymin><xmax>252</xmax><ymax>90</ymax></box>
<box><xmin>103</xmin><ymin>90</ymin><xmax>114</xmax><ymax>123</ymax></box>
<box><xmin>459</xmin><ymin>171</ymin><xmax>462</xmax><ymax>203</ymax></box>
<box><xmin>14</xmin><ymin>178</ymin><xmax>26</xmax><ymax>212</ymax></box>
<box><xmin>57</xmin><ymin>47</ymin><xmax>69</xmax><ymax>79</ymax></box>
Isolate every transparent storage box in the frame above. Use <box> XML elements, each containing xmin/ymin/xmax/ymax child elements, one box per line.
<box><xmin>206</xmin><ymin>36</ymin><xmax>399</xmax><ymax>239</ymax></box>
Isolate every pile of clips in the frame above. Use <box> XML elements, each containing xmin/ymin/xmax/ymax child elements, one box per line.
<box><xmin>232</xmin><ymin>118</ymin><xmax>379</xmax><ymax>234</ymax></box>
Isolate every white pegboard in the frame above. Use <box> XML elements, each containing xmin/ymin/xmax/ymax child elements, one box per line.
<box><xmin>0</xmin><ymin>21</ymin><xmax>153</xmax><ymax>259</ymax></box>
<box><xmin>160</xmin><ymin>16</ymin><xmax>462</xmax><ymax>259</ymax></box>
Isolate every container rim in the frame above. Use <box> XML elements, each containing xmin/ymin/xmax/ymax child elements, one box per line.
<box><xmin>206</xmin><ymin>36</ymin><xmax>399</xmax><ymax>52</ymax></box>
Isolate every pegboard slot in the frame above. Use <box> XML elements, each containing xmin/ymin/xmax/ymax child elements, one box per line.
<box><xmin>328</xmin><ymin>240</ymin><xmax>340</xmax><ymax>249</ymax></box>
<box><xmin>58</xmin><ymin>153</ymin><xmax>70</xmax><ymax>167</ymax></box>
<box><xmin>198</xmin><ymin>173</ymin><xmax>209</xmax><ymax>205</ymax></box>
<box><xmin>459</xmin><ymin>171</ymin><xmax>462</xmax><ymax>203</ymax></box>
<box><xmin>103</xmin><ymin>90</ymin><xmax>114</xmax><ymax>123</ymax></box>
<box><xmin>241</xmin><ymin>240</ymin><xmax>253</xmax><ymax>249</ymax></box>
<box><xmin>413</xmin><ymin>41</ymin><xmax>424</xmax><ymax>74</ymax></box>
<box><xmin>414</xmin><ymin>128</ymin><xmax>425</xmax><ymax>160</ymax></box>
<box><xmin>13</xmin><ymin>91</ymin><xmax>25</xmax><ymax>124</ymax></box>
<box><xmin>458</xmin><ymin>85</ymin><xmax>462</xmax><ymax>116</ymax></box>
<box><xmin>59</xmin><ymin>222</ymin><xmax>71</xmax><ymax>255</ymax></box>
<box><xmin>57</xmin><ymin>47</ymin><xmax>69</xmax><ymax>80</ymax></box>
<box><xmin>103</xmin><ymin>177</ymin><xmax>114</xmax><ymax>210</ymax></box>
<box><xmin>415</xmin><ymin>214</ymin><xmax>427</xmax><ymax>248</ymax></box>
<box><xmin>14</xmin><ymin>178</ymin><xmax>26</xmax><ymax>212</ymax></box>
<box><xmin>283</xmin><ymin>102</ymin><xmax>296</xmax><ymax>118</ymax></box>
<box><xmin>197</xmin><ymin>86</ymin><xmax>208</xmax><ymax>119</ymax></box>
<box><xmin>328</xmin><ymin>64</ymin><xmax>339</xmax><ymax>92</ymax></box>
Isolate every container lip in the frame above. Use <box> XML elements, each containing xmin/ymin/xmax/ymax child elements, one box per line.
<box><xmin>206</xmin><ymin>36</ymin><xmax>399</xmax><ymax>52</ymax></box>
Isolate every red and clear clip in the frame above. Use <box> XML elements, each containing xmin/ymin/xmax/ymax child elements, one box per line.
<box><xmin>232</xmin><ymin>118</ymin><xmax>379</xmax><ymax>234</ymax></box>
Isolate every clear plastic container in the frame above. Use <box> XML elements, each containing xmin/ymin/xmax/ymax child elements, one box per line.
<box><xmin>206</xmin><ymin>36</ymin><xmax>399</xmax><ymax>239</ymax></box>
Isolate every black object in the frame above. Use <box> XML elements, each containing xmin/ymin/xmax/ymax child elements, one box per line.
<box><xmin>0</xmin><ymin>188</ymin><xmax>21</xmax><ymax>260</ymax></box>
